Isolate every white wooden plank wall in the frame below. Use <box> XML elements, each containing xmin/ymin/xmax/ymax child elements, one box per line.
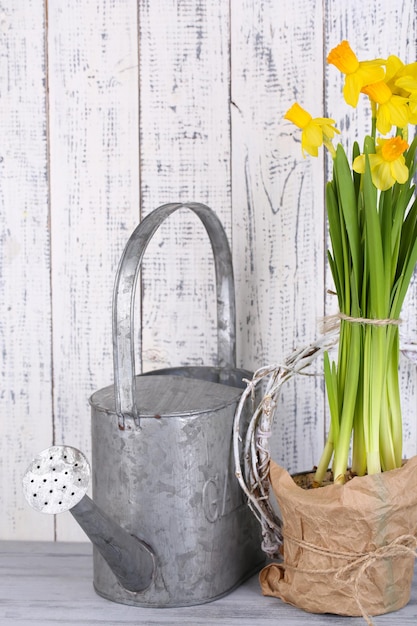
<box><xmin>0</xmin><ymin>1</ymin><xmax>54</xmax><ymax>540</ymax></box>
<box><xmin>1</xmin><ymin>0</ymin><xmax>416</xmax><ymax>541</ymax></box>
<box><xmin>231</xmin><ymin>0</ymin><xmax>326</xmax><ymax>472</ymax></box>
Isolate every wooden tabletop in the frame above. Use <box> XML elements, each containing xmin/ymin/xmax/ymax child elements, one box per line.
<box><xmin>1</xmin><ymin>541</ymin><xmax>416</xmax><ymax>625</ymax></box>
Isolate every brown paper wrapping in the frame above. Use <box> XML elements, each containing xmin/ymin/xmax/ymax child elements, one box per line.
<box><xmin>260</xmin><ymin>457</ymin><xmax>417</xmax><ymax>619</ymax></box>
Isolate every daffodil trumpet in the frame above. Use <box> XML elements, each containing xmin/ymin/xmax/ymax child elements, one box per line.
<box><xmin>285</xmin><ymin>41</ymin><xmax>417</xmax><ymax>484</ymax></box>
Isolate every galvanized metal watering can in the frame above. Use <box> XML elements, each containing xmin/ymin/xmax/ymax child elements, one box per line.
<box><xmin>23</xmin><ymin>202</ymin><xmax>264</xmax><ymax>607</ymax></box>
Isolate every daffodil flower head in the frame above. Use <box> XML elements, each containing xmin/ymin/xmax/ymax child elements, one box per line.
<box><xmin>398</xmin><ymin>61</ymin><xmax>417</xmax><ymax>82</ymax></box>
<box><xmin>395</xmin><ymin>75</ymin><xmax>417</xmax><ymax>124</ymax></box>
<box><xmin>352</xmin><ymin>136</ymin><xmax>409</xmax><ymax>191</ymax></box>
<box><xmin>284</xmin><ymin>102</ymin><xmax>339</xmax><ymax>157</ymax></box>
<box><xmin>384</xmin><ymin>55</ymin><xmax>407</xmax><ymax>95</ymax></box>
<box><xmin>361</xmin><ymin>80</ymin><xmax>409</xmax><ymax>134</ymax></box>
<box><xmin>327</xmin><ymin>41</ymin><xmax>385</xmax><ymax>107</ymax></box>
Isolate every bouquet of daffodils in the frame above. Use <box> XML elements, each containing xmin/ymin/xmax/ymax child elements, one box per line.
<box><xmin>285</xmin><ymin>41</ymin><xmax>417</xmax><ymax>485</ymax></box>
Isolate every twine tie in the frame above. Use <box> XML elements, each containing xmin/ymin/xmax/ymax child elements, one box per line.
<box><xmin>283</xmin><ymin>532</ymin><xmax>417</xmax><ymax>626</ymax></box>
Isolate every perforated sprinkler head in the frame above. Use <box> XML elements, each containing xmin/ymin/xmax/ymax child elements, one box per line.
<box><xmin>22</xmin><ymin>445</ymin><xmax>90</xmax><ymax>514</ymax></box>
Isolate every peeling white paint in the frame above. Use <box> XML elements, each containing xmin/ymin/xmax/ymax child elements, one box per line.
<box><xmin>1</xmin><ymin>0</ymin><xmax>416</xmax><ymax>542</ymax></box>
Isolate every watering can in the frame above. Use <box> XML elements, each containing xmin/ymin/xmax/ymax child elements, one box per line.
<box><xmin>23</xmin><ymin>202</ymin><xmax>264</xmax><ymax>607</ymax></box>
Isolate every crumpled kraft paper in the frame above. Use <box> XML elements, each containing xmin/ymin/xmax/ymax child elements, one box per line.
<box><xmin>260</xmin><ymin>456</ymin><xmax>417</xmax><ymax>618</ymax></box>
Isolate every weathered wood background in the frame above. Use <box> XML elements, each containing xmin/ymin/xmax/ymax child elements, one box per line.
<box><xmin>1</xmin><ymin>0</ymin><xmax>417</xmax><ymax>541</ymax></box>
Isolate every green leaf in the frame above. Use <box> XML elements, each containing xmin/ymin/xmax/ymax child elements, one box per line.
<box><xmin>362</xmin><ymin>141</ymin><xmax>386</xmax><ymax>317</ymax></box>
<box><xmin>392</xmin><ymin>232</ymin><xmax>417</xmax><ymax>317</ymax></box>
<box><xmin>352</xmin><ymin>141</ymin><xmax>361</xmax><ymax>201</ymax></box>
<box><xmin>379</xmin><ymin>189</ymin><xmax>392</xmax><ymax>305</ymax></box>
<box><xmin>326</xmin><ymin>181</ymin><xmax>345</xmax><ymax>305</ymax></box>
<box><xmin>324</xmin><ymin>352</ymin><xmax>339</xmax><ymax>445</ymax></box>
<box><xmin>333</xmin><ymin>143</ymin><xmax>362</xmax><ymax>310</ymax></box>
<box><xmin>397</xmin><ymin>196</ymin><xmax>417</xmax><ymax>279</ymax></box>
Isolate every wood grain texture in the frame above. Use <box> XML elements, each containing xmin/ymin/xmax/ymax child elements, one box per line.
<box><xmin>138</xmin><ymin>0</ymin><xmax>231</xmax><ymax>373</ymax></box>
<box><xmin>231</xmin><ymin>0</ymin><xmax>327</xmax><ymax>473</ymax></box>
<box><xmin>0</xmin><ymin>1</ymin><xmax>54</xmax><ymax>540</ymax></box>
<box><xmin>1</xmin><ymin>0</ymin><xmax>417</xmax><ymax>541</ymax></box>
<box><xmin>1</xmin><ymin>541</ymin><xmax>416</xmax><ymax>624</ymax></box>
<box><xmin>47</xmin><ymin>0</ymin><xmax>140</xmax><ymax>540</ymax></box>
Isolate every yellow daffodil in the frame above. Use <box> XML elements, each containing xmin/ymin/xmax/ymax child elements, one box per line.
<box><xmin>395</xmin><ymin>75</ymin><xmax>417</xmax><ymax>93</ymax></box>
<box><xmin>285</xmin><ymin>43</ymin><xmax>417</xmax><ymax>485</ymax></box>
<box><xmin>395</xmin><ymin>75</ymin><xmax>417</xmax><ymax>124</ymax></box>
<box><xmin>284</xmin><ymin>102</ymin><xmax>339</xmax><ymax>157</ymax></box>
<box><xmin>398</xmin><ymin>61</ymin><xmax>417</xmax><ymax>81</ymax></box>
<box><xmin>327</xmin><ymin>41</ymin><xmax>385</xmax><ymax>107</ymax></box>
<box><xmin>361</xmin><ymin>81</ymin><xmax>409</xmax><ymax>134</ymax></box>
<box><xmin>352</xmin><ymin>136</ymin><xmax>409</xmax><ymax>190</ymax></box>
<box><xmin>384</xmin><ymin>55</ymin><xmax>407</xmax><ymax>95</ymax></box>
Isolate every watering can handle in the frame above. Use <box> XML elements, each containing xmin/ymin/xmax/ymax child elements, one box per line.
<box><xmin>113</xmin><ymin>202</ymin><xmax>236</xmax><ymax>428</ymax></box>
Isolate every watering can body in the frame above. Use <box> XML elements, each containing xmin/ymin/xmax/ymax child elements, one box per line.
<box><xmin>90</xmin><ymin>368</ymin><xmax>261</xmax><ymax>606</ymax></box>
<box><xmin>88</xmin><ymin>202</ymin><xmax>264</xmax><ymax>607</ymax></box>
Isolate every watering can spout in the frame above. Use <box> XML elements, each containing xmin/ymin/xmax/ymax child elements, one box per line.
<box><xmin>23</xmin><ymin>446</ymin><xmax>155</xmax><ymax>593</ymax></box>
<box><xmin>70</xmin><ymin>493</ymin><xmax>155</xmax><ymax>592</ymax></box>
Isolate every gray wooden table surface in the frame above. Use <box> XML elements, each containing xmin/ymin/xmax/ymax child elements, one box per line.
<box><xmin>0</xmin><ymin>541</ymin><xmax>416</xmax><ymax>625</ymax></box>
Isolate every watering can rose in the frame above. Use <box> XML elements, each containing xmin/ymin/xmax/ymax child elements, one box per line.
<box><xmin>284</xmin><ymin>41</ymin><xmax>417</xmax><ymax>484</ymax></box>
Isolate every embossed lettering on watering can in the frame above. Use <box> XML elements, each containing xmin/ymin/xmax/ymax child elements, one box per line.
<box><xmin>23</xmin><ymin>202</ymin><xmax>264</xmax><ymax>608</ymax></box>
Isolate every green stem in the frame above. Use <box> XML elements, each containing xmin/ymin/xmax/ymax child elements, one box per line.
<box><xmin>351</xmin><ymin>354</ymin><xmax>366</xmax><ymax>476</ymax></box>
<box><xmin>332</xmin><ymin>321</ymin><xmax>362</xmax><ymax>483</ymax></box>
<box><xmin>371</xmin><ymin>101</ymin><xmax>377</xmax><ymax>140</ymax></box>
<box><xmin>386</xmin><ymin>328</ymin><xmax>403</xmax><ymax>467</ymax></box>
<box><xmin>365</xmin><ymin>325</ymin><xmax>386</xmax><ymax>475</ymax></box>
<box><xmin>314</xmin><ymin>435</ymin><xmax>334</xmax><ymax>486</ymax></box>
